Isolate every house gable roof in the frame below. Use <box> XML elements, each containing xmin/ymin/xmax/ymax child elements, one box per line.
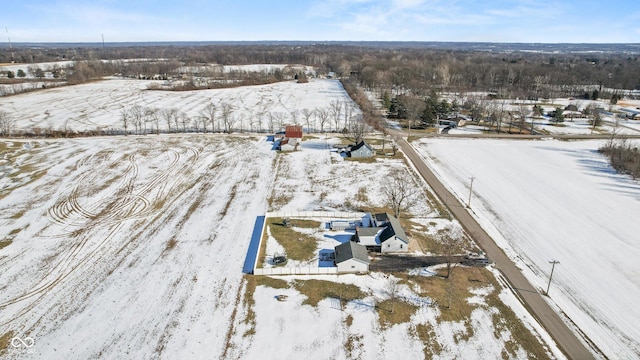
<box><xmin>350</xmin><ymin>141</ymin><xmax>373</xmax><ymax>153</ymax></box>
<box><xmin>335</xmin><ymin>241</ymin><xmax>370</xmax><ymax>264</ymax></box>
<box><xmin>377</xmin><ymin>213</ymin><xmax>408</xmax><ymax>244</ymax></box>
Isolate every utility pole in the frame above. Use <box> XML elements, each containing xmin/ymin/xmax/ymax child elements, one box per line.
<box><xmin>467</xmin><ymin>176</ymin><xmax>475</xmax><ymax>208</ymax></box>
<box><xmin>545</xmin><ymin>260</ymin><xmax>560</xmax><ymax>296</ymax></box>
<box><xmin>6</xmin><ymin>28</ymin><xmax>14</xmax><ymax>62</ymax></box>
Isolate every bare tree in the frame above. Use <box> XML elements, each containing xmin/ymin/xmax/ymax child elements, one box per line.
<box><xmin>162</xmin><ymin>108</ymin><xmax>178</xmax><ymax>132</ymax></box>
<box><xmin>220</xmin><ymin>102</ymin><xmax>235</xmax><ymax>133</ymax></box>
<box><xmin>120</xmin><ymin>108</ymin><xmax>130</xmax><ymax>135</ymax></box>
<box><xmin>146</xmin><ymin>108</ymin><xmax>160</xmax><ymax>135</ymax></box>
<box><xmin>272</xmin><ymin>112</ymin><xmax>287</xmax><ymax>132</ymax></box>
<box><xmin>438</xmin><ymin>224</ymin><xmax>464</xmax><ymax>279</ymax></box>
<box><xmin>0</xmin><ymin>110</ymin><xmax>15</xmax><ymax>137</ymax></box>
<box><xmin>180</xmin><ymin>112</ymin><xmax>189</xmax><ymax>133</ymax></box>
<box><xmin>329</xmin><ymin>100</ymin><xmax>343</xmax><ymax>131</ymax></box>
<box><xmin>382</xmin><ymin>171</ymin><xmax>418</xmax><ymax>220</ymax></box>
<box><xmin>385</xmin><ymin>276</ymin><xmax>400</xmax><ymax>314</ymax></box>
<box><xmin>201</xmin><ymin>103</ymin><xmax>217</xmax><ymax>132</ymax></box>
<box><xmin>192</xmin><ymin>116</ymin><xmax>202</xmax><ymax>133</ymax></box>
<box><xmin>344</xmin><ymin>104</ymin><xmax>356</xmax><ymax>129</ymax></box>
<box><xmin>316</xmin><ymin>107</ymin><xmax>330</xmax><ymax>133</ymax></box>
<box><xmin>289</xmin><ymin>109</ymin><xmax>300</xmax><ymax>126</ymax></box>
<box><xmin>301</xmin><ymin>108</ymin><xmax>314</xmax><ymax>133</ymax></box>
<box><xmin>343</xmin><ymin>118</ymin><xmax>370</xmax><ymax>144</ymax></box>
<box><xmin>130</xmin><ymin>105</ymin><xmax>144</xmax><ymax>135</ymax></box>
<box><xmin>267</xmin><ymin>112</ymin><xmax>275</xmax><ymax>133</ymax></box>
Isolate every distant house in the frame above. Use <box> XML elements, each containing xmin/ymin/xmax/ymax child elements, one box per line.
<box><xmin>564</xmin><ymin>104</ymin><xmax>579</xmax><ymax>112</ymax></box>
<box><xmin>620</xmin><ymin>108</ymin><xmax>640</xmax><ymax>119</ymax></box>
<box><xmin>355</xmin><ymin>213</ymin><xmax>408</xmax><ymax>253</ymax></box>
<box><xmin>274</xmin><ymin>125</ymin><xmax>303</xmax><ymax>151</ymax></box>
<box><xmin>334</xmin><ymin>241</ymin><xmax>370</xmax><ymax>273</ymax></box>
<box><xmin>349</xmin><ymin>141</ymin><xmax>374</xmax><ymax>158</ymax></box>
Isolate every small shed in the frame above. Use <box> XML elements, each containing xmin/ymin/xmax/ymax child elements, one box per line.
<box><xmin>349</xmin><ymin>141</ymin><xmax>374</xmax><ymax>158</ymax></box>
<box><xmin>335</xmin><ymin>241</ymin><xmax>370</xmax><ymax>273</ymax></box>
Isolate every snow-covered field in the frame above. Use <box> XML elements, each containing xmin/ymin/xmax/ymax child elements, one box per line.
<box><xmin>0</xmin><ymin>134</ymin><xmax>566</xmax><ymax>359</ymax></box>
<box><xmin>0</xmin><ymin>135</ymin><xmax>275</xmax><ymax>359</ymax></box>
<box><xmin>0</xmin><ymin>78</ymin><xmax>354</xmax><ymax>133</ymax></box>
<box><xmin>413</xmin><ymin>138</ymin><xmax>640</xmax><ymax>359</ymax></box>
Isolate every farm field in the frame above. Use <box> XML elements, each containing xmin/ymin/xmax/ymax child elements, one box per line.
<box><xmin>0</xmin><ymin>135</ymin><xmax>275</xmax><ymax>359</ymax></box>
<box><xmin>413</xmin><ymin>138</ymin><xmax>640</xmax><ymax>359</ymax></box>
<box><xmin>0</xmin><ymin>78</ymin><xmax>354</xmax><ymax>133</ymax></box>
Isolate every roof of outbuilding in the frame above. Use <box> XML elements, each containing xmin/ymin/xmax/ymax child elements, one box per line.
<box><xmin>357</xmin><ymin>227</ymin><xmax>383</xmax><ymax>236</ymax></box>
<box><xmin>350</xmin><ymin>141</ymin><xmax>373</xmax><ymax>153</ymax></box>
<box><xmin>335</xmin><ymin>241</ymin><xmax>370</xmax><ymax>264</ymax></box>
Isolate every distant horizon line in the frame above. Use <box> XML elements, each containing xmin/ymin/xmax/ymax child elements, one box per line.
<box><xmin>2</xmin><ymin>40</ymin><xmax>639</xmax><ymax>45</ymax></box>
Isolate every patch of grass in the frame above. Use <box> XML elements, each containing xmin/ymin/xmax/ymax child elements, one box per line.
<box><xmin>344</xmin><ymin>334</ymin><xmax>363</xmax><ymax>359</ymax></box>
<box><xmin>153</xmin><ymin>199</ymin><xmax>166</xmax><ymax>210</ymax></box>
<box><xmin>268</xmin><ymin>218</ymin><xmax>318</xmax><ymax>261</ymax></box>
<box><xmin>164</xmin><ymin>238</ymin><xmax>177</xmax><ymax>251</ymax></box>
<box><xmin>376</xmin><ymin>299</ymin><xmax>418</xmax><ymax>328</ymax></box>
<box><xmin>345</xmin><ymin>314</ymin><xmax>354</xmax><ymax>327</ymax></box>
<box><xmin>354</xmin><ymin>186</ymin><xmax>369</xmax><ymax>204</ymax></box>
<box><xmin>403</xmin><ymin>266</ymin><xmax>550</xmax><ymax>358</ymax></box>
<box><xmin>400</xmin><ymin>267</ymin><xmax>493</xmax><ymax>322</ymax></box>
<box><xmin>256</xmin><ymin>276</ymin><xmax>289</xmax><ymax>289</ymax></box>
<box><xmin>289</xmin><ymin>219</ymin><xmax>321</xmax><ymax>229</ymax></box>
<box><xmin>219</xmin><ymin>184</ymin><xmax>237</xmax><ymax>217</ymax></box>
<box><xmin>292</xmin><ymin>279</ymin><xmax>366</xmax><ymax>307</ymax></box>
<box><xmin>0</xmin><ymin>240</ymin><xmax>12</xmax><ymax>250</ymax></box>
<box><xmin>344</xmin><ymin>156</ymin><xmax>377</xmax><ymax>163</ymax></box>
<box><xmin>256</xmin><ymin>226</ymin><xmax>269</xmax><ymax>269</ymax></box>
<box><xmin>242</xmin><ymin>276</ymin><xmax>257</xmax><ymax>337</ymax></box>
<box><xmin>267</xmin><ymin>193</ymin><xmax>293</xmax><ymax>210</ymax></box>
<box><xmin>414</xmin><ymin>323</ymin><xmax>442</xmax><ymax>358</ymax></box>
<box><xmin>486</xmin><ymin>289</ymin><xmax>550</xmax><ymax>359</ymax></box>
<box><xmin>10</xmin><ymin>208</ymin><xmax>26</xmax><ymax>219</ymax></box>
<box><xmin>404</xmin><ymin>220</ymin><xmax>438</xmax><ymax>253</ymax></box>
<box><xmin>0</xmin><ymin>330</ymin><xmax>15</xmax><ymax>356</ymax></box>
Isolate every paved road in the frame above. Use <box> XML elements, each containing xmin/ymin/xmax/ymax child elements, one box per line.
<box><xmin>390</xmin><ymin>129</ymin><xmax>596</xmax><ymax>360</ymax></box>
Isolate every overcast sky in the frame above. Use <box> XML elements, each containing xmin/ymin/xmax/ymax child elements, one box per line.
<box><xmin>3</xmin><ymin>0</ymin><xmax>639</xmax><ymax>43</ymax></box>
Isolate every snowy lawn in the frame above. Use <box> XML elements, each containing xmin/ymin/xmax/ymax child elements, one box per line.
<box><xmin>413</xmin><ymin>137</ymin><xmax>640</xmax><ymax>359</ymax></box>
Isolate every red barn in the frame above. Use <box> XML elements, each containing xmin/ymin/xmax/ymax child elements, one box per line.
<box><xmin>285</xmin><ymin>125</ymin><xmax>303</xmax><ymax>139</ymax></box>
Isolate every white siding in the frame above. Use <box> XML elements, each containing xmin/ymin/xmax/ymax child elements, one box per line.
<box><xmin>337</xmin><ymin>258</ymin><xmax>369</xmax><ymax>273</ymax></box>
<box><xmin>381</xmin><ymin>237</ymin><xmax>408</xmax><ymax>253</ymax></box>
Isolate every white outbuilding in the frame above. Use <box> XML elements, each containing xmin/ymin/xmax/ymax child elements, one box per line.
<box><xmin>334</xmin><ymin>241</ymin><xmax>370</xmax><ymax>273</ymax></box>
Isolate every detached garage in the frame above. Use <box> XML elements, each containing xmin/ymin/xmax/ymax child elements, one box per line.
<box><xmin>335</xmin><ymin>241</ymin><xmax>370</xmax><ymax>273</ymax></box>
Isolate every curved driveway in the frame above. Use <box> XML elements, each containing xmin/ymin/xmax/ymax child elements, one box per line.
<box><xmin>390</xmin><ymin>130</ymin><xmax>596</xmax><ymax>360</ymax></box>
